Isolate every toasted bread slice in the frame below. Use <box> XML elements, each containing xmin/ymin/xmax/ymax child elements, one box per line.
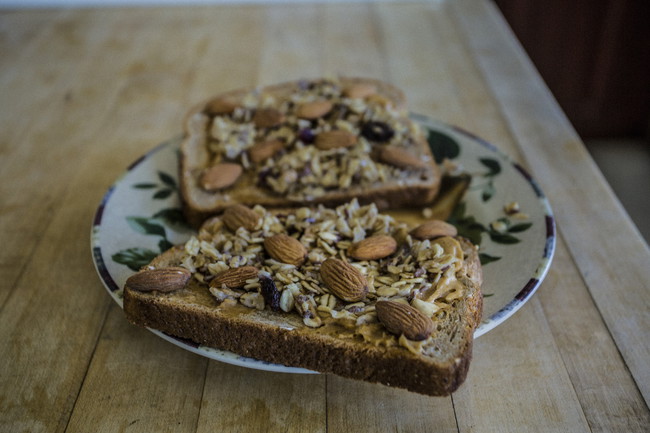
<box><xmin>123</xmin><ymin>201</ymin><xmax>482</xmax><ymax>396</ymax></box>
<box><xmin>180</xmin><ymin>77</ymin><xmax>441</xmax><ymax>227</ymax></box>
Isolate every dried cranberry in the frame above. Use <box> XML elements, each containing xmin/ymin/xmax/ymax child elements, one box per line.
<box><xmin>298</xmin><ymin>128</ymin><xmax>316</xmax><ymax>144</ymax></box>
<box><xmin>260</xmin><ymin>276</ymin><xmax>281</xmax><ymax>311</ymax></box>
<box><xmin>361</xmin><ymin>121</ymin><xmax>394</xmax><ymax>142</ymax></box>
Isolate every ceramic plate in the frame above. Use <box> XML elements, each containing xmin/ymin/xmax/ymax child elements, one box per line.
<box><xmin>91</xmin><ymin>115</ymin><xmax>556</xmax><ymax>373</ymax></box>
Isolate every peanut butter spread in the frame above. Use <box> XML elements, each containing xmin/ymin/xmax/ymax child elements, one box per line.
<box><xmin>175</xmin><ymin>200</ymin><xmax>471</xmax><ymax>354</ymax></box>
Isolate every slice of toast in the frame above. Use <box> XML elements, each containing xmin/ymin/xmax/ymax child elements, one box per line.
<box><xmin>122</xmin><ymin>201</ymin><xmax>482</xmax><ymax>396</ymax></box>
<box><xmin>180</xmin><ymin>77</ymin><xmax>441</xmax><ymax>227</ymax></box>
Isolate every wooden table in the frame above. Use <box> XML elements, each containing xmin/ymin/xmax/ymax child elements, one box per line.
<box><xmin>1</xmin><ymin>1</ymin><xmax>648</xmax><ymax>431</ymax></box>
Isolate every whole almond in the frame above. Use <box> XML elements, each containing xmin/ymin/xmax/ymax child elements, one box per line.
<box><xmin>348</xmin><ymin>235</ymin><xmax>397</xmax><ymax>261</ymax></box>
<box><xmin>264</xmin><ymin>234</ymin><xmax>307</xmax><ymax>266</ymax></box>
<box><xmin>222</xmin><ymin>204</ymin><xmax>261</xmax><ymax>232</ymax></box>
<box><xmin>344</xmin><ymin>83</ymin><xmax>377</xmax><ymax>99</ymax></box>
<box><xmin>410</xmin><ymin>220</ymin><xmax>458</xmax><ymax>240</ymax></box>
<box><xmin>376</xmin><ymin>300</ymin><xmax>433</xmax><ymax>341</ymax></box>
<box><xmin>210</xmin><ymin>266</ymin><xmax>259</xmax><ymax>289</ymax></box>
<box><xmin>315</xmin><ymin>130</ymin><xmax>357</xmax><ymax>150</ymax></box>
<box><xmin>200</xmin><ymin>163</ymin><xmax>242</xmax><ymax>191</ymax></box>
<box><xmin>205</xmin><ymin>96</ymin><xmax>239</xmax><ymax>115</ymax></box>
<box><xmin>320</xmin><ymin>258</ymin><xmax>368</xmax><ymax>302</ymax></box>
<box><xmin>296</xmin><ymin>100</ymin><xmax>334</xmax><ymax>119</ymax></box>
<box><xmin>253</xmin><ymin>108</ymin><xmax>285</xmax><ymax>128</ymax></box>
<box><xmin>248</xmin><ymin>139</ymin><xmax>284</xmax><ymax>164</ymax></box>
<box><xmin>126</xmin><ymin>267</ymin><xmax>191</xmax><ymax>293</ymax></box>
<box><xmin>379</xmin><ymin>145</ymin><xmax>427</xmax><ymax>170</ymax></box>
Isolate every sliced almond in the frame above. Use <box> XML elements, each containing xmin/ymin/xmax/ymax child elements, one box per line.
<box><xmin>222</xmin><ymin>204</ymin><xmax>261</xmax><ymax>232</ymax></box>
<box><xmin>210</xmin><ymin>266</ymin><xmax>259</xmax><ymax>289</ymax></box>
<box><xmin>296</xmin><ymin>100</ymin><xmax>333</xmax><ymax>119</ymax></box>
<box><xmin>204</xmin><ymin>96</ymin><xmax>239</xmax><ymax>115</ymax></box>
<box><xmin>263</xmin><ymin>234</ymin><xmax>307</xmax><ymax>266</ymax></box>
<box><xmin>379</xmin><ymin>145</ymin><xmax>427</xmax><ymax>170</ymax></box>
<box><xmin>248</xmin><ymin>139</ymin><xmax>284</xmax><ymax>164</ymax></box>
<box><xmin>200</xmin><ymin>163</ymin><xmax>242</xmax><ymax>191</ymax></box>
<box><xmin>320</xmin><ymin>258</ymin><xmax>368</xmax><ymax>302</ymax></box>
<box><xmin>315</xmin><ymin>130</ymin><xmax>357</xmax><ymax>150</ymax></box>
<box><xmin>344</xmin><ymin>83</ymin><xmax>377</xmax><ymax>99</ymax></box>
<box><xmin>126</xmin><ymin>267</ymin><xmax>191</xmax><ymax>293</ymax></box>
<box><xmin>376</xmin><ymin>300</ymin><xmax>433</xmax><ymax>341</ymax></box>
<box><xmin>253</xmin><ymin>108</ymin><xmax>285</xmax><ymax>128</ymax></box>
<box><xmin>348</xmin><ymin>235</ymin><xmax>397</xmax><ymax>261</ymax></box>
<box><xmin>410</xmin><ymin>220</ymin><xmax>457</xmax><ymax>240</ymax></box>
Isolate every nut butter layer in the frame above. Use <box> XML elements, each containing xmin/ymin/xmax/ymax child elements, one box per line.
<box><xmin>123</xmin><ymin>201</ymin><xmax>482</xmax><ymax>396</ymax></box>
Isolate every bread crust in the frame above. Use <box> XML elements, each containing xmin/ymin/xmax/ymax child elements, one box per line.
<box><xmin>123</xmin><ymin>238</ymin><xmax>482</xmax><ymax>396</ymax></box>
<box><xmin>179</xmin><ymin>77</ymin><xmax>441</xmax><ymax>227</ymax></box>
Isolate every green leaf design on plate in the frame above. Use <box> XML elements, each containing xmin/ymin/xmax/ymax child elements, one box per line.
<box><xmin>158</xmin><ymin>171</ymin><xmax>177</xmax><ymax>188</ymax></box>
<box><xmin>489</xmin><ymin>232</ymin><xmax>521</xmax><ymax>244</ymax></box>
<box><xmin>133</xmin><ymin>182</ymin><xmax>158</xmax><ymax>189</ymax></box>
<box><xmin>153</xmin><ymin>207</ymin><xmax>192</xmax><ymax>231</ymax></box>
<box><xmin>448</xmin><ymin>202</ymin><xmax>486</xmax><ymax>247</ymax></box>
<box><xmin>126</xmin><ymin>217</ymin><xmax>167</xmax><ymax>238</ymax></box>
<box><xmin>479</xmin><ymin>157</ymin><xmax>501</xmax><ymax>176</ymax></box>
<box><xmin>153</xmin><ymin>189</ymin><xmax>173</xmax><ymax>200</ymax></box>
<box><xmin>508</xmin><ymin>222</ymin><xmax>533</xmax><ymax>233</ymax></box>
<box><xmin>481</xmin><ymin>182</ymin><xmax>495</xmax><ymax>202</ymax></box>
<box><xmin>427</xmin><ymin>129</ymin><xmax>460</xmax><ymax>164</ymax></box>
<box><xmin>112</xmin><ymin>247</ymin><xmax>159</xmax><ymax>271</ymax></box>
<box><xmin>479</xmin><ymin>253</ymin><xmax>502</xmax><ymax>265</ymax></box>
<box><xmin>158</xmin><ymin>238</ymin><xmax>174</xmax><ymax>252</ymax></box>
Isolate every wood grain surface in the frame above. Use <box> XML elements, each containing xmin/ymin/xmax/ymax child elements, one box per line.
<box><xmin>0</xmin><ymin>1</ymin><xmax>648</xmax><ymax>432</ymax></box>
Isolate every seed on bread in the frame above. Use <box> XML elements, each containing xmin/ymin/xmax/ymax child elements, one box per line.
<box><xmin>200</xmin><ymin>163</ymin><xmax>242</xmax><ymax>191</ymax></box>
<box><xmin>222</xmin><ymin>204</ymin><xmax>261</xmax><ymax>232</ymax></box>
<box><xmin>410</xmin><ymin>220</ymin><xmax>458</xmax><ymax>240</ymax></box>
<box><xmin>348</xmin><ymin>235</ymin><xmax>397</xmax><ymax>261</ymax></box>
<box><xmin>320</xmin><ymin>258</ymin><xmax>368</xmax><ymax>302</ymax></box>
<box><xmin>263</xmin><ymin>234</ymin><xmax>307</xmax><ymax>266</ymax></box>
<box><xmin>210</xmin><ymin>266</ymin><xmax>259</xmax><ymax>289</ymax></box>
<box><xmin>376</xmin><ymin>300</ymin><xmax>433</xmax><ymax>341</ymax></box>
<box><xmin>126</xmin><ymin>267</ymin><xmax>191</xmax><ymax>293</ymax></box>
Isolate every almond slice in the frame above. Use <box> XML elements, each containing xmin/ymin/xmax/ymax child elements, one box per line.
<box><xmin>376</xmin><ymin>300</ymin><xmax>433</xmax><ymax>341</ymax></box>
<box><xmin>296</xmin><ymin>100</ymin><xmax>334</xmax><ymax>119</ymax></box>
<box><xmin>248</xmin><ymin>139</ymin><xmax>284</xmax><ymax>164</ymax></box>
<box><xmin>253</xmin><ymin>108</ymin><xmax>285</xmax><ymax>128</ymax></box>
<box><xmin>200</xmin><ymin>163</ymin><xmax>242</xmax><ymax>191</ymax></box>
<box><xmin>263</xmin><ymin>234</ymin><xmax>307</xmax><ymax>266</ymax></box>
<box><xmin>320</xmin><ymin>258</ymin><xmax>368</xmax><ymax>302</ymax></box>
<box><xmin>379</xmin><ymin>145</ymin><xmax>427</xmax><ymax>170</ymax></box>
<box><xmin>315</xmin><ymin>130</ymin><xmax>357</xmax><ymax>150</ymax></box>
<box><xmin>410</xmin><ymin>220</ymin><xmax>457</xmax><ymax>240</ymax></box>
<box><xmin>210</xmin><ymin>266</ymin><xmax>259</xmax><ymax>289</ymax></box>
<box><xmin>222</xmin><ymin>204</ymin><xmax>261</xmax><ymax>232</ymax></box>
<box><xmin>348</xmin><ymin>235</ymin><xmax>397</xmax><ymax>261</ymax></box>
<box><xmin>344</xmin><ymin>83</ymin><xmax>377</xmax><ymax>99</ymax></box>
<box><xmin>126</xmin><ymin>267</ymin><xmax>191</xmax><ymax>293</ymax></box>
